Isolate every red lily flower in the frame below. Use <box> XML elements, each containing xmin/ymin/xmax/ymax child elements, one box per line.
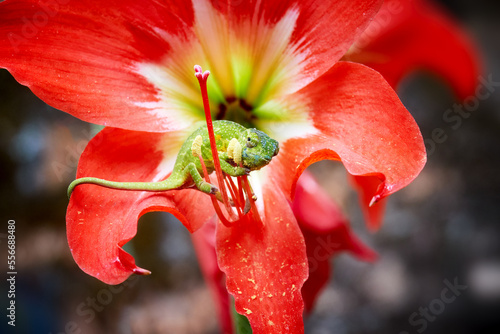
<box><xmin>347</xmin><ymin>0</ymin><xmax>480</xmax><ymax>100</ymax></box>
<box><xmin>345</xmin><ymin>0</ymin><xmax>481</xmax><ymax>230</ymax></box>
<box><xmin>0</xmin><ymin>0</ymin><xmax>426</xmax><ymax>332</ymax></box>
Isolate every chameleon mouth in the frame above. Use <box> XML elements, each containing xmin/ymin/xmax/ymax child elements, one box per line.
<box><xmin>241</xmin><ymin>152</ymin><xmax>273</xmax><ymax>170</ymax></box>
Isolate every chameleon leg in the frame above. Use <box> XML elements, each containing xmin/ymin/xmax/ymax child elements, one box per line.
<box><xmin>182</xmin><ymin>162</ymin><xmax>219</xmax><ymax>195</ymax></box>
<box><xmin>219</xmin><ymin>159</ymin><xmax>249</xmax><ymax>177</ymax></box>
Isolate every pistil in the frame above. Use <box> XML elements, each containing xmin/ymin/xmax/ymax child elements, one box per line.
<box><xmin>194</xmin><ymin>65</ymin><xmax>263</xmax><ymax>226</ymax></box>
<box><xmin>194</xmin><ymin>65</ymin><xmax>233</xmax><ymax>215</ymax></box>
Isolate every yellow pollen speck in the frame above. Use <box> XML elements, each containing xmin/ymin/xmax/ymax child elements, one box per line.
<box><xmin>227</xmin><ymin>138</ymin><xmax>242</xmax><ymax>165</ymax></box>
<box><xmin>244</xmin><ymin>308</ymin><xmax>252</xmax><ymax>315</ymax></box>
<box><xmin>248</xmin><ymin>278</ymin><xmax>256</xmax><ymax>284</ymax></box>
<box><xmin>268</xmin><ymin>294</ymin><xmax>273</xmax><ymax>298</ymax></box>
<box><xmin>282</xmin><ymin>292</ymin><xmax>286</xmax><ymax>296</ymax></box>
<box><xmin>191</xmin><ymin>135</ymin><xmax>203</xmax><ymax>157</ymax></box>
<box><xmin>238</xmin><ymin>291</ymin><xmax>242</xmax><ymax>294</ymax></box>
<box><xmin>251</xmin><ymin>295</ymin><xmax>257</xmax><ymax>300</ymax></box>
<box><xmin>268</xmin><ymin>320</ymin><xmax>275</xmax><ymax>326</ymax></box>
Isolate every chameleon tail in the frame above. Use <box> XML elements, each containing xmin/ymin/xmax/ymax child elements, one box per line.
<box><xmin>67</xmin><ymin>177</ymin><xmax>179</xmax><ymax>198</ymax></box>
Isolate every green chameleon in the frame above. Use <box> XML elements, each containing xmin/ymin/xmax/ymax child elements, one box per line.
<box><xmin>67</xmin><ymin>120</ymin><xmax>279</xmax><ymax>198</ymax></box>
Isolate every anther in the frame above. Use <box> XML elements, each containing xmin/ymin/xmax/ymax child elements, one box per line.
<box><xmin>227</xmin><ymin>138</ymin><xmax>242</xmax><ymax>165</ymax></box>
<box><xmin>191</xmin><ymin>135</ymin><xmax>203</xmax><ymax>157</ymax></box>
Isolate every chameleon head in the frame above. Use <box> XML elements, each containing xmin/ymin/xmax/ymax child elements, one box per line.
<box><xmin>239</xmin><ymin>128</ymin><xmax>279</xmax><ymax>170</ymax></box>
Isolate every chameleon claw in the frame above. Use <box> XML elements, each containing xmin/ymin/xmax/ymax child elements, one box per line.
<box><xmin>210</xmin><ymin>185</ymin><xmax>219</xmax><ymax>194</ymax></box>
<box><xmin>243</xmin><ymin>196</ymin><xmax>251</xmax><ymax>215</ymax></box>
<box><xmin>214</xmin><ymin>190</ymin><xmax>223</xmax><ymax>203</ymax></box>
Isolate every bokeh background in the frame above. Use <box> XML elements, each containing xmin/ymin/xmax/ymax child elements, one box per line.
<box><xmin>1</xmin><ymin>0</ymin><xmax>499</xmax><ymax>333</ymax></box>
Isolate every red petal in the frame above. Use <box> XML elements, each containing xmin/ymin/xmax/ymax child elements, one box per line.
<box><xmin>67</xmin><ymin>127</ymin><xmax>214</xmax><ymax>284</ymax></box>
<box><xmin>216</xmin><ymin>180</ymin><xmax>308</xmax><ymax>333</ymax></box>
<box><xmin>271</xmin><ymin>61</ymin><xmax>426</xmax><ymax>209</ymax></box>
<box><xmin>191</xmin><ymin>217</ymin><xmax>233</xmax><ymax>334</ymax></box>
<box><xmin>349</xmin><ymin>174</ymin><xmax>387</xmax><ymax>231</ymax></box>
<box><xmin>208</xmin><ymin>0</ymin><xmax>383</xmax><ymax>93</ymax></box>
<box><xmin>0</xmin><ymin>0</ymin><xmax>197</xmax><ymax>132</ymax></box>
<box><xmin>293</xmin><ymin>172</ymin><xmax>377</xmax><ymax>312</ymax></box>
<box><xmin>349</xmin><ymin>0</ymin><xmax>480</xmax><ymax>100</ymax></box>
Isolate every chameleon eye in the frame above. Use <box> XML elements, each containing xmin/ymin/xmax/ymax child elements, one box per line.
<box><xmin>246</xmin><ymin>136</ymin><xmax>257</xmax><ymax>148</ymax></box>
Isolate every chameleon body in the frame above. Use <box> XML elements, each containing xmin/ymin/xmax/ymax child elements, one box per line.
<box><xmin>67</xmin><ymin>120</ymin><xmax>279</xmax><ymax>197</ymax></box>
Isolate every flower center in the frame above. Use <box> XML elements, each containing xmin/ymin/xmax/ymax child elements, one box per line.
<box><xmin>216</xmin><ymin>97</ymin><xmax>257</xmax><ymax>128</ymax></box>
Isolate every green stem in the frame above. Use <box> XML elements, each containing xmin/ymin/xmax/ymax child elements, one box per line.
<box><xmin>233</xmin><ymin>309</ymin><xmax>252</xmax><ymax>334</ymax></box>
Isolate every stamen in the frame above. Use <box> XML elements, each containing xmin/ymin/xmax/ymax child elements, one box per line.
<box><xmin>237</xmin><ymin>177</ymin><xmax>245</xmax><ymax>206</ymax></box>
<box><xmin>224</xmin><ymin>176</ymin><xmax>244</xmax><ymax>219</ymax></box>
<box><xmin>226</xmin><ymin>176</ymin><xmax>244</xmax><ymax>208</ymax></box>
<box><xmin>241</xmin><ymin>175</ymin><xmax>263</xmax><ymax>226</ymax></box>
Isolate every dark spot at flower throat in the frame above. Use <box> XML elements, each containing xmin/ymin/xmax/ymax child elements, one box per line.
<box><xmin>216</xmin><ymin>96</ymin><xmax>257</xmax><ymax>128</ymax></box>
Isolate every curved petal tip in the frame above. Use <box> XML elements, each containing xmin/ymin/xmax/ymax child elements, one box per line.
<box><xmin>133</xmin><ymin>267</ymin><xmax>152</xmax><ymax>276</ymax></box>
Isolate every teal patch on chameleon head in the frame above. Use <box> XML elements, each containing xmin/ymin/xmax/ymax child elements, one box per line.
<box><xmin>240</xmin><ymin>128</ymin><xmax>279</xmax><ymax>170</ymax></box>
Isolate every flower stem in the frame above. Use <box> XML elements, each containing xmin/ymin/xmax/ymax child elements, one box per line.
<box><xmin>234</xmin><ymin>312</ymin><xmax>253</xmax><ymax>334</ymax></box>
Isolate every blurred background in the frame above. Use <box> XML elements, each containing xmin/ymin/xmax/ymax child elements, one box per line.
<box><xmin>1</xmin><ymin>0</ymin><xmax>499</xmax><ymax>333</ymax></box>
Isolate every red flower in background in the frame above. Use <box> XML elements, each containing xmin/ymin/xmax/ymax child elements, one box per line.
<box><xmin>346</xmin><ymin>0</ymin><xmax>481</xmax><ymax>230</ymax></box>
<box><xmin>0</xmin><ymin>0</ymin><xmax>428</xmax><ymax>332</ymax></box>
<box><xmin>348</xmin><ymin>0</ymin><xmax>480</xmax><ymax>100</ymax></box>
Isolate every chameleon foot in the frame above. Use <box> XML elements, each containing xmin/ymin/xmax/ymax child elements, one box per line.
<box><xmin>199</xmin><ymin>181</ymin><xmax>218</xmax><ymax>195</ymax></box>
<box><xmin>209</xmin><ymin>185</ymin><xmax>219</xmax><ymax>194</ymax></box>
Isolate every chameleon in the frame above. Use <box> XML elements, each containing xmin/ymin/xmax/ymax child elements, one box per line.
<box><xmin>67</xmin><ymin>120</ymin><xmax>279</xmax><ymax>198</ymax></box>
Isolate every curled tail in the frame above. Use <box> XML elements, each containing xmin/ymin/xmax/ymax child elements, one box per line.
<box><xmin>67</xmin><ymin>177</ymin><xmax>180</xmax><ymax>198</ymax></box>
